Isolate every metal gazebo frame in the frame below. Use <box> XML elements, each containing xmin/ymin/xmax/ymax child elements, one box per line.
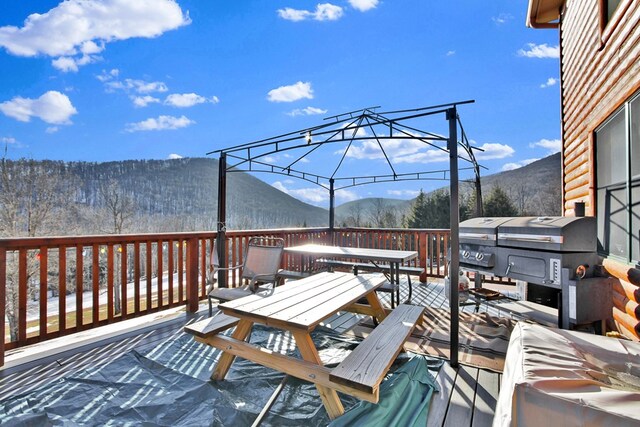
<box><xmin>208</xmin><ymin>100</ymin><xmax>484</xmax><ymax>367</ymax></box>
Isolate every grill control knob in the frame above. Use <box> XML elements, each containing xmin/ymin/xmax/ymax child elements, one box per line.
<box><xmin>475</xmin><ymin>252</ymin><xmax>484</xmax><ymax>261</ymax></box>
<box><xmin>462</xmin><ymin>250</ymin><xmax>470</xmax><ymax>259</ymax></box>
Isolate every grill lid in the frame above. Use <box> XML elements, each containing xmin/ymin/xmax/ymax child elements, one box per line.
<box><xmin>459</xmin><ymin>217</ymin><xmax>512</xmax><ymax>246</ymax></box>
<box><xmin>497</xmin><ymin>216</ymin><xmax>596</xmax><ymax>252</ymax></box>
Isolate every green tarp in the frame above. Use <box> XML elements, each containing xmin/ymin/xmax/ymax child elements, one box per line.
<box><xmin>330</xmin><ymin>355</ymin><xmax>442</xmax><ymax>427</ymax></box>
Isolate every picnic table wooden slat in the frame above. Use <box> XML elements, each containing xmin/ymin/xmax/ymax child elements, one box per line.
<box><xmin>284</xmin><ymin>244</ymin><xmax>418</xmax><ymax>263</ymax></box>
<box><xmin>221</xmin><ymin>272</ymin><xmax>346</xmax><ymax>312</ymax></box>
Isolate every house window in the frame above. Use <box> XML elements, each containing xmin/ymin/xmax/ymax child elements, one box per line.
<box><xmin>595</xmin><ymin>91</ymin><xmax>640</xmax><ymax>264</ymax></box>
<box><xmin>605</xmin><ymin>0</ymin><xmax>622</xmax><ymax>24</ymax></box>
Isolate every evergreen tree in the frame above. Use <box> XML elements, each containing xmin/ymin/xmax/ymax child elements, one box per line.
<box><xmin>406</xmin><ymin>188</ymin><xmax>471</xmax><ymax>228</ymax></box>
<box><xmin>484</xmin><ymin>186</ymin><xmax>518</xmax><ymax>217</ymax></box>
<box><xmin>406</xmin><ymin>190</ymin><xmax>428</xmax><ymax>228</ymax></box>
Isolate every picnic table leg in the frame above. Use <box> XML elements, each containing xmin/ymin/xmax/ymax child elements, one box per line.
<box><xmin>212</xmin><ymin>319</ymin><xmax>253</xmax><ymax>380</ymax></box>
<box><xmin>364</xmin><ymin>291</ymin><xmax>387</xmax><ymax>323</ymax></box>
<box><xmin>292</xmin><ymin>331</ymin><xmax>344</xmax><ymax>420</ymax></box>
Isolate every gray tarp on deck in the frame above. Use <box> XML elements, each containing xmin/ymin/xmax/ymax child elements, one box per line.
<box><xmin>0</xmin><ymin>324</ymin><xmax>441</xmax><ymax>426</ymax></box>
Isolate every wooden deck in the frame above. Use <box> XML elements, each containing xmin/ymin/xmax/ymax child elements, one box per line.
<box><xmin>0</xmin><ymin>278</ymin><xmax>520</xmax><ymax>426</ymax></box>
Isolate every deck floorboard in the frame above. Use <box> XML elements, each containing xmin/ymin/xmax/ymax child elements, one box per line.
<box><xmin>1</xmin><ymin>276</ymin><xmax>509</xmax><ymax>426</ymax></box>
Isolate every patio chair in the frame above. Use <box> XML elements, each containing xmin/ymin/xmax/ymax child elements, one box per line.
<box><xmin>207</xmin><ymin>237</ymin><xmax>285</xmax><ymax>316</ymax></box>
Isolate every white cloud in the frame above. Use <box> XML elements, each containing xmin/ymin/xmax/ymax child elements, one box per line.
<box><xmin>97</xmin><ymin>68</ymin><xmax>119</xmax><ymax>82</ymax></box>
<box><xmin>272</xmin><ymin>181</ymin><xmax>357</xmax><ymax>205</ymax></box>
<box><xmin>132</xmin><ymin>95</ymin><xmax>160</xmax><ymax>108</ymax></box>
<box><xmin>168</xmin><ymin>153</ymin><xmax>183</xmax><ymax>159</ymax></box>
<box><xmin>267</xmin><ymin>81</ymin><xmax>314</xmax><ymax>102</ymax></box>
<box><xmin>529</xmin><ymin>138</ymin><xmax>561</xmax><ymax>154</ymax></box>
<box><xmin>125</xmin><ymin>115</ymin><xmax>194</xmax><ymax>132</ymax></box>
<box><xmin>277</xmin><ymin>3</ymin><xmax>344</xmax><ymax>22</ymax></box>
<box><xmin>540</xmin><ymin>77</ymin><xmax>558</xmax><ymax>88</ymax></box>
<box><xmin>164</xmin><ymin>93</ymin><xmax>218</xmax><ymax>107</ymax></box>
<box><xmin>348</xmin><ymin>0</ymin><xmax>379</xmax><ymax>12</ymax></box>
<box><xmin>492</xmin><ymin>13</ymin><xmax>513</xmax><ymax>25</ymax></box>
<box><xmin>387</xmin><ymin>189</ymin><xmax>420</xmax><ymax>198</ymax></box>
<box><xmin>446</xmin><ymin>50</ymin><xmax>456</xmax><ymax>56</ymax></box>
<box><xmin>106</xmin><ymin>78</ymin><xmax>168</xmax><ymax>94</ymax></box>
<box><xmin>0</xmin><ymin>0</ymin><xmax>190</xmax><ymax>72</ymax></box>
<box><xmin>1</xmin><ymin>137</ymin><xmax>17</xmax><ymax>144</ymax></box>
<box><xmin>473</xmin><ymin>143</ymin><xmax>516</xmax><ymax>160</ymax></box>
<box><xmin>45</xmin><ymin>126</ymin><xmax>59</xmax><ymax>134</ymax></box>
<box><xmin>52</xmin><ymin>56</ymin><xmax>80</xmax><ymax>72</ymax></box>
<box><xmin>502</xmin><ymin>158</ymin><xmax>539</xmax><ymax>171</ymax></box>
<box><xmin>517</xmin><ymin>43</ymin><xmax>560</xmax><ymax>59</ymax></box>
<box><xmin>263</xmin><ymin>156</ymin><xmax>278</xmax><ymax>164</ymax></box>
<box><xmin>287</xmin><ymin>106</ymin><xmax>327</xmax><ymax>116</ymax></box>
<box><xmin>0</xmin><ymin>91</ymin><xmax>77</xmax><ymax>124</ymax></box>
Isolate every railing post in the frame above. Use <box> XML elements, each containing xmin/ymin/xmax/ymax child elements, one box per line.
<box><xmin>0</xmin><ymin>247</ymin><xmax>5</xmax><ymax>367</ymax></box>
<box><xmin>418</xmin><ymin>231</ymin><xmax>427</xmax><ymax>283</ymax></box>
<box><xmin>186</xmin><ymin>237</ymin><xmax>199</xmax><ymax>313</ymax></box>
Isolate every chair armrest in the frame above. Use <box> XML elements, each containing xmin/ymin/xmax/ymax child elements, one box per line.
<box><xmin>248</xmin><ymin>273</ymin><xmax>278</xmax><ymax>292</ymax></box>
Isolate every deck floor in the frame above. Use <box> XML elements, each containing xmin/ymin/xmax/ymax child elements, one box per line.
<box><xmin>0</xmin><ymin>278</ymin><xmax>522</xmax><ymax>426</ymax></box>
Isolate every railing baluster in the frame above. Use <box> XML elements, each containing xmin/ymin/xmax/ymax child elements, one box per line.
<box><xmin>120</xmin><ymin>244</ymin><xmax>128</xmax><ymax>319</ymax></box>
<box><xmin>158</xmin><ymin>240</ymin><xmax>164</xmax><ymax>307</ymax></box>
<box><xmin>59</xmin><ymin>247</ymin><xmax>66</xmax><ymax>333</ymax></box>
<box><xmin>134</xmin><ymin>242</ymin><xmax>141</xmax><ymax>313</ymax></box>
<box><xmin>168</xmin><ymin>240</ymin><xmax>174</xmax><ymax>305</ymax></box>
<box><xmin>18</xmin><ymin>249</ymin><xmax>27</xmax><ymax>344</ymax></box>
<box><xmin>92</xmin><ymin>244</ymin><xmax>100</xmax><ymax>324</ymax></box>
<box><xmin>39</xmin><ymin>246</ymin><xmax>48</xmax><ymax>339</ymax></box>
<box><xmin>199</xmin><ymin>239</ymin><xmax>205</xmax><ymax>298</ymax></box>
<box><xmin>178</xmin><ymin>240</ymin><xmax>184</xmax><ymax>302</ymax></box>
<box><xmin>75</xmin><ymin>244</ymin><xmax>83</xmax><ymax>330</ymax></box>
<box><xmin>146</xmin><ymin>241</ymin><xmax>152</xmax><ymax>311</ymax></box>
<box><xmin>107</xmin><ymin>244</ymin><xmax>114</xmax><ymax>321</ymax></box>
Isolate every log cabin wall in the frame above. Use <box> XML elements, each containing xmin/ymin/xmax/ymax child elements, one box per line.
<box><xmin>559</xmin><ymin>0</ymin><xmax>640</xmax><ymax>216</ymax></box>
<box><xmin>531</xmin><ymin>0</ymin><xmax>640</xmax><ymax>338</ymax></box>
<box><xmin>603</xmin><ymin>259</ymin><xmax>640</xmax><ymax>341</ymax></box>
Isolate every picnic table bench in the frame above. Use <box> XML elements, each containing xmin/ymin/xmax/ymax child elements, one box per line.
<box><xmin>184</xmin><ymin>272</ymin><xmax>425</xmax><ymax>420</ymax></box>
<box><xmin>316</xmin><ymin>258</ymin><xmax>424</xmax><ymax>306</ymax></box>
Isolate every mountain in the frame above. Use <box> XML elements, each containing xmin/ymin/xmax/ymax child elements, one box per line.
<box><xmin>2</xmin><ymin>157</ymin><xmax>329</xmax><ymax>233</ymax></box>
<box><xmin>334</xmin><ymin>153</ymin><xmax>562</xmax><ymax>224</ymax></box>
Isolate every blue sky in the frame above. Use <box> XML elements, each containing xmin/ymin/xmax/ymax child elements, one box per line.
<box><xmin>0</xmin><ymin>0</ymin><xmax>560</xmax><ymax>207</ymax></box>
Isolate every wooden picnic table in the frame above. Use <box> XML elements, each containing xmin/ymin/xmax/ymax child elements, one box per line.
<box><xmin>187</xmin><ymin>271</ymin><xmax>425</xmax><ymax>420</ymax></box>
<box><xmin>284</xmin><ymin>244</ymin><xmax>420</xmax><ymax>306</ymax></box>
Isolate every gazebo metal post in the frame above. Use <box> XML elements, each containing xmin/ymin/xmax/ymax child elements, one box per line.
<box><xmin>447</xmin><ymin>107</ymin><xmax>460</xmax><ymax>368</ymax></box>
<box><xmin>474</xmin><ymin>164</ymin><xmax>484</xmax><ymax>289</ymax></box>
<box><xmin>329</xmin><ymin>178</ymin><xmax>335</xmax><ymax>245</ymax></box>
<box><xmin>217</xmin><ymin>153</ymin><xmax>228</xmax><ymax>289</ymax></box>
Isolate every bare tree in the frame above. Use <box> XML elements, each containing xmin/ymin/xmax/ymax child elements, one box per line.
<box><xmin>508</xmin><ymin>183</ymin><xmax>533</xmax><ymax>216</ymax></box>
<box><xmin>0</xmin><ymin>158</ymin><xmax>77</xmax><ymax>341</ymax></box>
<box><xmin>367</xmin><ymin>199</ymin><xmax>388</xmax><ymax>228</ymax></box>
<box><xmin>346</xmin><ymin>203</ymin><xmax>364</xmax><ymax>227</ymax></box>
<box><xmin>98</xmin><ymin>180</ymin><xmax>136</xmax><ymax>234</ymax></box>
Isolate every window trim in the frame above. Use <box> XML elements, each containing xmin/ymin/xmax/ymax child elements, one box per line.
<box><xmin>599</xmin><ymin>0</ymin><xmax>632</xmax><ymax>48</ymax></box>
<box><xmin>594</xmin><ymin>90</ymin><xmax>640</xmax><ymax>264</ymax></box>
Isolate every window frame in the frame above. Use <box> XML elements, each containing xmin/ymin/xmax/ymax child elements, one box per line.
<box><xmin>594</xmin><ymin>90</ymin><xmax>640</xmax><ymax>265</ymax></box>
<box><xmin>599</xmin><ymin>0</ymin><xmax>631</xmax><ymax>47</ymax></box>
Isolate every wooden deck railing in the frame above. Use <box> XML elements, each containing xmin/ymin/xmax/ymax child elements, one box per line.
<box><xmin>0</xmin><ymin>226</ymin><xmax>512</xmax><ymax>366</ymax></box>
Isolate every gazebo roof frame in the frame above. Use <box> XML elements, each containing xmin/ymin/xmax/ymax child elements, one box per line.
<box><xmin>209</xmin><ymin>99</ymin><xmax>485</xmax><ymax>191</ymax></box>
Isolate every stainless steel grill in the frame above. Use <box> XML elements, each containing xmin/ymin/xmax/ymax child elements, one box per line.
<box><xmin>458</xmin><ymin>216</ymin><xmax>604</xmax><ymax>328</ymax></box>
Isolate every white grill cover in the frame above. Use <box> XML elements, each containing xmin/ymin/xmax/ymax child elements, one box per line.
<box><xmin>494</xmin><ymin>322</ymin><xmax>640</xmax><ymax>427</ymax></box>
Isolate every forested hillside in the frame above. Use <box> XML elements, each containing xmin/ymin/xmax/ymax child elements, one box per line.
<box><xmin>0</xmin><ymin>157</ymin><xmax>328</xmax><ymax>237</ymax></box>
<box><xmin>336</xmin><ymin>153</ymin><xmax>562</xmax><ymax>227</ymax></box>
